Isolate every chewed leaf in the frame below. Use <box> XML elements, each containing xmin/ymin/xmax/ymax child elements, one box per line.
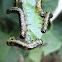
<box><xmin>24</xmin><ymin>1</ymin><xmax>43</xmax><ymax>42</ymax></box>
<box><xmin>26</xmin><ymin>30</ymin><xmax>37</xmax><ymax>43</ymax></box>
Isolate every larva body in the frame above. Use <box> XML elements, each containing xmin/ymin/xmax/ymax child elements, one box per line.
<box><xmin>35</xmin><ymin>0</ymin><xmax>53</xmax><ymax>33</ymax></box>
<box><xmin>41</xmin><ymin>12</ymin><xmax>53</xmax><ymax>33</ymax></box>
<box><xmin>35</xmin><ymin>0</ymin><xmax>44</xmax><ymax>17</ymax></box>
<box><xmin>7</xmin><ymin>7</ymin><xmax>27</xmax><ymax>39</ymax></box>
<box><xmin>7</xmin><ymin>37</ymin><xmax>43</xmax><ymax>50</ymax></box>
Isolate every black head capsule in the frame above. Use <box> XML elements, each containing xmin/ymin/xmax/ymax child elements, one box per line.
<box><xmin>20</xmin><ymin>35</ymin><xmax>25</xmax><ymax>39</ymax></box>
<box><xmin>41</xmin><ymin>30</ymin><xmax>46</xmax><ymax>33</ymax></box>
<box><xmin>40</xmin><ymin>14</ymin><xmax>45</xmax><ymax>17</ymax></box>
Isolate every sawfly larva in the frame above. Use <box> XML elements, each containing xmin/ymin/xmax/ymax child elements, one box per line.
<box><xmin>35</xmin><ymin>0</ymin><xmax>53</xmax><ymax>33</ymax></box>
<box><xmin>41</xmin><ymin>12</ymin><xmax>53</xmax><ymax>33</ymax></box>
<box><xmin>6</xmin><ymin>36</ymin><xmax>43</xmax><ymax>50</ymax></box>
<box><xmin>7</xmin><ymin>7</ymin><xmax>27</xmax><ymax>39</ymax></box>
<box><xmin>35</xmin><ymin>0</ymin><xmax>44</xmax><ymax>17</ymax></box>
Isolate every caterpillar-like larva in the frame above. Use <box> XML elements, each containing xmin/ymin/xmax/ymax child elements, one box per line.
<box><xmin>6</xmin><ymin>37</ymin><xmax>43</xmax><ymax>50</ymax></box>
<box><xmin>41</xmin><ymin>12</ymin><xmax>53</xmax><ymax>33</ymax></box>
<box><xmin>7</xmin><ymin>7</ymin><xmax>27</xmax><ymax>39</ymax></box>
<box><xmin>35</xmin><ymin>0</ymin><xmax>53</xmax><ymax>33</ymax></box>
<box><xmin>35</xmin><ymin>0</ymin><xmax>44</xmax><ymax>17</ymax></box>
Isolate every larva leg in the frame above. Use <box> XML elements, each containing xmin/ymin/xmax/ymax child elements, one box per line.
<box><xmin>35</xmin><ymin>0</ymin><xmax>44</xmax><ymax>17</ymax></box>
<box><xmin>7</xmin><ymin>36</ymin><xmax>43</xmax><ymax>50</ymax></box>
<box><xmin>41</xmin><ymin>12</ymin><xmax>53</xmax><ymax>33</ymax></box>
<box><xmin>7</xmin><ymin>7</ymin><xmax>27</xmax><ymax>39</ymax></box>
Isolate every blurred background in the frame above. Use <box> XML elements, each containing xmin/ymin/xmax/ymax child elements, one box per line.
<box><xmin>0</xmin><ymin>0</ymin><xmax>62</xmax><ymax>62</ymax></box>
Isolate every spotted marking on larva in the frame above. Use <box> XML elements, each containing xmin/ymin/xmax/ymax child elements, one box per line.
<box><xmin>7</xmin><ymin>37</ymin><xmax>43</xmax><ymax>50</ymax></box>
<box><xmin>7</xmin><ymin>7</ymin><xmax>27</xmax><ymax>39</ymax></box>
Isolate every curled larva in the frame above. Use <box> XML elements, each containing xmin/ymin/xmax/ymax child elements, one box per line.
<box><xmin>6</xmin><ymin>37</ymin><xmax>43</xmax><ymax>50</ymax></box>
<box><xmin>7</xmin><ymin>7</ymin><xmax>27</xmax><ymax>39</ymax></box>
<box><xmin>41</xmin><ymin>12</ymin><xmax>53</xmax><ymax>33</ymax></box>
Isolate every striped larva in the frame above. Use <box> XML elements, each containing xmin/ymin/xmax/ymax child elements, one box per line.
<box><xmin>35</xmin><ymin>0</ymin><xmax>53</xmax><ymax>33</ymax></box>
<box><xmin>6</xmin><ymin>36</ymin><xmax>43</xmax><ymax>50</ymax></box>
<box><xmin>41</xmin><ymin>12</ymin><xmax>53</xmax><ymax>33</ymax></box>
<box><xmin>7</xmin><ymin>7</ymin><xmax>27</xmax><ymax>39</ymax></box>
<box><xmin>35</xmin><ymin>0</ymin><xmax>44</xmax><ymax>17</ymax></box>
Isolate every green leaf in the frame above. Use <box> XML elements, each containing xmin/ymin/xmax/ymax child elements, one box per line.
<box><xmin>59</xmin><ymin>46</ymin><xmax>62</xmax><ymax>56</ymax></box>
<box><xmin>24</xmin><ymin>1</ymin><xmax>43</xmax><ymax>42</ymax></box>
<box><xmin>41</xmin><ymin>17</ymin><xmax>62</xmax><ymax>55</ymax></box>
<box><xmin>0</xmin><ymin>0</ymin><xmax>60</xmax><ymax>62</ymax></box>
<box><xmin>42</xmin><ymin>31</ymin><xmax>61</xmax><ymax>55</ymax></box>
<box><xmin>0</xmin><ymin>43</ymin><xmax>18</xmax><ymax>62</ymax></box>
<box><xmin>26</xmin><ymin>47</ymin><xmax>44</xmax><ymax>62</ymax></box>
<box><xmin>42</xmin><ymin>0</ymin><xmax>58</xmax><ymax>12</ymax></box>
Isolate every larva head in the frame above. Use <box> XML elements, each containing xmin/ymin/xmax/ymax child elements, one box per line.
<box><xmin>20</xmin><ymin>35</ymin><xmax>25</xmax><ymax>39</ymax></box>
<box><xmin>6</xmin><ymin>9</ymin><xmax>11</xmax><ymax>14</ymax></box>
<box><xmin>20</xmin><ymin>31</ymin><xmax>26</xmax><ymax>39</ymax></box>
<box><xmin>6</xmin><ymin>36</ymin><xmax>16</xmax><ymax>46</ymax></box>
